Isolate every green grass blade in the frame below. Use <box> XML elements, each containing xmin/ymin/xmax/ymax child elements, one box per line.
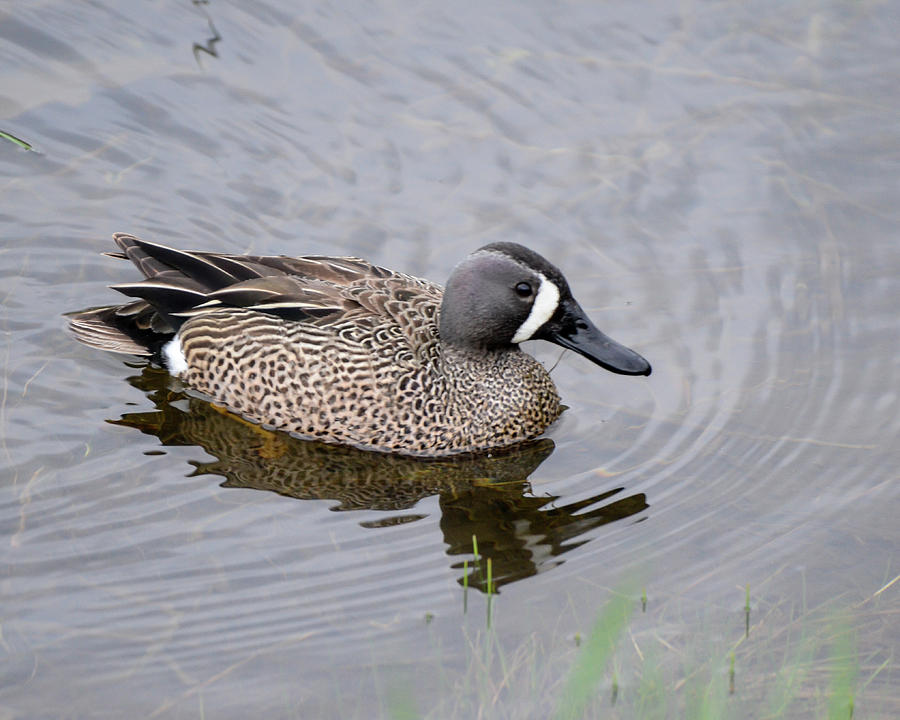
<box><xmin>827</xmin><ymin>620</ymin><xmax>858</xmax><ymax>720</ymax></box>
<box><xmin>554</xmin><ymin>589</ymin><xmax>635</xmax><ymax>720</ymax></box>
<box><xmin>0</xmin><ymin>130</ymin><xmax>34</xmax><ymax>151</ymax></box>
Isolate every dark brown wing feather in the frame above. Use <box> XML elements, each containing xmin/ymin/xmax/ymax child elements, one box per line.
<box><xmin>67</xmin><ymin>233</ymin><xmax>444</xmax><ymax>356</ymax></box>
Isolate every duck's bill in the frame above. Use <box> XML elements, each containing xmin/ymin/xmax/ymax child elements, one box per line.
<box><xmin>539</xmin><ymin>299</ymin><xmax>651</xmax><ymax>376</ymax></box>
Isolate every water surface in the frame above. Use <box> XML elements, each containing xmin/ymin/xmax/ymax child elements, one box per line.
<box><xmin>2</xmin><ymin>1</ymin><xmax>898</xmax><ymax>717</ymax></box>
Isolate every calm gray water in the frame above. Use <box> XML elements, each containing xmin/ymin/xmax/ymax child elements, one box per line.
<box><xmin>2</xmin><ymin>1</ymin><xmax>898</xmax><ymax>717</ymax></box>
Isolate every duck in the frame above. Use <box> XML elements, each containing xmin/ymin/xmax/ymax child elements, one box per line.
<box><xmin>68</xmin><ymin>233</ymin><xmax>650</xmax><ymax>456</ymax></box>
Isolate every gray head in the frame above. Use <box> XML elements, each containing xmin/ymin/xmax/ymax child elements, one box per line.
<box><xmin>439</xmin><ymin>242</ymin><xmax>651</xmax><ymax>376</ymax></box>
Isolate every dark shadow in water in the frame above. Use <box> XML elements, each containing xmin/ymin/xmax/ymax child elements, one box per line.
<box><xmin>115</xmin><ymin>366</ymin><xmax>648</xmax><ymax>592</ymax></box>
<box><xmin>191</xmin><ymin>0</ymin><xmax>222</xmax><ymax>64</ymax></box>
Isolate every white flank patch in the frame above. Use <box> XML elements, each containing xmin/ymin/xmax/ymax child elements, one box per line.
<box><xmin>512</xmin><ymin>274</ymin><xmax>560</xmax><ymax>344</ymax></box>
<box><xmin>162</xmin><ymin>336</ymin><xmax>189</xmax><ymax>376</ymax></box>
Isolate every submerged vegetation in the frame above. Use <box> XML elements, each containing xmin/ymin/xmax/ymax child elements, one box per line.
<box><xmin>554</xmin><ymin>586</ymin><xmax>635</xmax><ymax>720</ymax></box>
<box><xmin>385</xmin><ymin>573</ymin><xmax>893</xmax><ymax>720</ymax></box>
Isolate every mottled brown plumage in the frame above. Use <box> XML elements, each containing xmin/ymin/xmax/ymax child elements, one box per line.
<box><xmin>69</xmin><ymin>233</ymin><xmax>650</xmax><ymax>456</ymax></box>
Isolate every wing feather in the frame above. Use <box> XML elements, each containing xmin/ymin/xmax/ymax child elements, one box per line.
<box><xmin>69</xmin><ymin>233</ymin><xmax>445</xmax><ymax>356</ymax></box>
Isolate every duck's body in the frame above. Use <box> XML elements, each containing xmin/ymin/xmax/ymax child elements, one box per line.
<box><xmin>168</xmin><ymin>306</ymin><xmax>561</xmax><ymax>456</ymax></box>
<box><xmin>69</xmin><ymin>234</ymin><xmax>650</xmax><ymax>456</ymax></box>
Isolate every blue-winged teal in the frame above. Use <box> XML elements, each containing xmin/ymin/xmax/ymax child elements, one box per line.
<box><xmin>69</xmin><ymin>234</ymin><xmax>650</xmax><ymax>456</ymax></box>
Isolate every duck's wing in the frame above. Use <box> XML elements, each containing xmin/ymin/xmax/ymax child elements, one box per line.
<box><xmin>104</xmin><ymin>233</ymin><xmax>380</xmax><ymax>321</ymax></box>
<box><xmin>69</xmin><ymin>233</ymin><xmax>444</xmax><ymax>356</ymax></box>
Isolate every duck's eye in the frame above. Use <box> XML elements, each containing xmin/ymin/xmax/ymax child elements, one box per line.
<box><xmin>515</xmin><ymin>282</ymin><xmax>533</xmax><ymax>298</ymax></box>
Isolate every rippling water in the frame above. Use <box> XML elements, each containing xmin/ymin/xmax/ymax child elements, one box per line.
<box><xmin>2</xmin><ymin>1</ymin><xmax>898</xmax><ymax>717</ymax></box>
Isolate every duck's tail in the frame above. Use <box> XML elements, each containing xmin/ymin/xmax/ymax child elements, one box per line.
<box><xmin>66</xmin><ymin>302</ymin><xmax>171</xmax><ymax>356</ymax></box>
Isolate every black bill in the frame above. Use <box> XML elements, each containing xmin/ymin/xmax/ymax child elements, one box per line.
<box><xmin>538</xmin><ymin>298</ymin><xmax>651</xmax><ymax>376</ymax></box>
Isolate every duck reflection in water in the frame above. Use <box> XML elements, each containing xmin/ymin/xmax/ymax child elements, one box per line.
<box><xmin>116</xmin><ymin>367</ymin><xmax>648</xmax><ymax>593</ymax></box>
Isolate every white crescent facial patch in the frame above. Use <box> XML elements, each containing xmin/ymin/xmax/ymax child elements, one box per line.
<box><xmin>512</xmin><ymin>273</ymin><xmax>561</xmax><ymax>344</ymax></box>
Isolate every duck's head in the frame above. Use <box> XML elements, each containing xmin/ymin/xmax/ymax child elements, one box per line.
<box><xmin>439</xmin><ymin>242</ymin><xmax>651</xmax><ymax>376</ymax></box>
